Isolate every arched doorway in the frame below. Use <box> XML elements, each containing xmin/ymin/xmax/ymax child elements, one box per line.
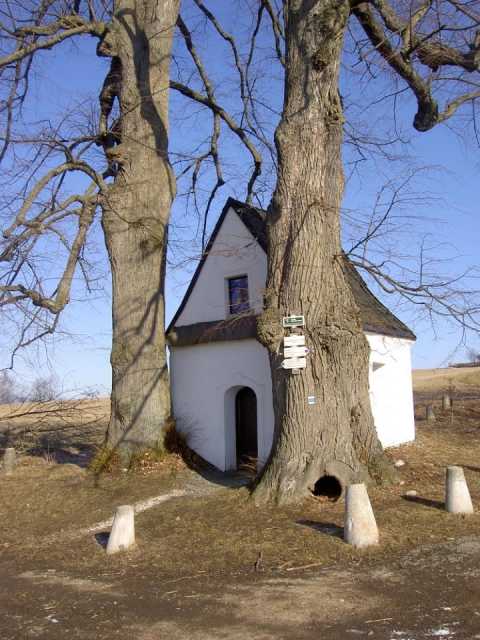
<box><xmin>235</xmin><ymin>387</ymin><xmax>258</xmax><ymax>466</ymax></box>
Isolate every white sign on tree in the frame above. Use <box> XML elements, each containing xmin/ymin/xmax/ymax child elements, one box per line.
<box><xmin>281</xmin><ymin>357</ymin><xmax>307</xmax><ymax>369</ymax></box>
<box><xmin>284</xmin><ymin>346</ymin><xmax>309</xmax><ymax>358</ymax></box>
<box><xmin>284</xmin><ymin>335</ymin><xmax>306</xmax><ymax>347</ymax></box>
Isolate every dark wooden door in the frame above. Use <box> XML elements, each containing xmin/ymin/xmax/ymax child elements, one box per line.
<box><xmin>235</xmin><ymin>387</ymin><xmax>258</xmax><ymax>466</ymax></box>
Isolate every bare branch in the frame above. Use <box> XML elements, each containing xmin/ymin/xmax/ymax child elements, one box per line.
<box><xmin>0</xmin><ymin>17</ymin><xmax>106</xmax><ymax>68</ymax></box>
<box><xmin>349</xmin><ymin>251</ymin><xmax>480</xmax><ymax>333</ymax></box>
<box><xmin>260</xmin><ymin>0</ymin><xmax>285</xmax><ymax>67</ymax></box>
<box><xmin>351</xmin><ymin>2</ymin><xmax>440</xmax><ymax>130</ymax></box>
<box><xmin>170</xmin><ymin>80</ymin><xmax>262</xmax><ymax>200</ymax></box>
<box><xmin>3</xmin><ymin>162</ymin><xmax>104</xmax><ymax>237</ymax></box>
<box><xmin>351</xmin><ymin>0</ymin><xmax>480</xmax><ymax>130</ymax></box>
<box><xmin>438</xmin><ymin>89</ymin><xmax>480</xmax><ymax>122</ymax></box>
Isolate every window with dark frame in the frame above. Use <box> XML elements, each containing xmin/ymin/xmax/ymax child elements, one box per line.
<box><xmin>228</xmin><ymin>276</ymin><xmax>249</xmax><ymax>315</ymax></box>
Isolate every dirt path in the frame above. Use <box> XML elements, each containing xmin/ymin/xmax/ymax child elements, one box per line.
<box><xmin>1</xmin><ymin>534</ymin><xmax>479</xmax><ymax>639</ymax></box>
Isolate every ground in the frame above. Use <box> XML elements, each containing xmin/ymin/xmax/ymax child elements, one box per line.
<box><xmin>0</xmin><ymin>367</ymin><xmax>479</xmax><ymax>639</ymax></box>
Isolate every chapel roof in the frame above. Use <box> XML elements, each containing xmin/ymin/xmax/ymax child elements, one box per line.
<box><xmin>167</xmin><ymin>197</ymin><xmax>416</xmax><ymax>345</ymax></box>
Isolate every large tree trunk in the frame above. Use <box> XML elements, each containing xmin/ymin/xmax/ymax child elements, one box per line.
<box><xmin>253</xmin><ymin>0</ymin><xmax>394</xmax><ymax>504</ymax></box>
<box><xmin>100</xmin><ymin>0</ymin><xmax>179</xmax><ymax>466</ymax></box>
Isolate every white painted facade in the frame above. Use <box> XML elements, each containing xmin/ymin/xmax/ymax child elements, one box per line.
<box><xmin>168</xmin><ymin>202</ymin><xmax>415</xmax><ymax>471</ymax></box>
<box><xmin>366</xmin><ymin>333</ymin><xmax>415</xmax><ymax>447</ymax></box>
<box><xmin>170</xmin><ymin>340</ymin><xmax>274</xmax><ymax>470</ymax></box>
<box><xmin>175</xmin><ymin>208</ymin><xmax>267</xmax><ymax>325</ymax></box>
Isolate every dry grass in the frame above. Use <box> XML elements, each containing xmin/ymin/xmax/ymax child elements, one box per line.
<box><xmin>0</xmin><ymin>370</ymin><xmax>479</xmax><ymax>580</ymax></box>
<box><xmin>413</xmin><ymin>366</ymin><xmax>480</xmax><ymax>431</ymax></box>
<box><xmin>412</xmin><ymin>365</ymin><xmax>480</xmax><ymax>397</ymax></box>
<box><xmin>0</xmin><ymin>397</ymin><xmax>110</xmax><ymax>464</ymax></box>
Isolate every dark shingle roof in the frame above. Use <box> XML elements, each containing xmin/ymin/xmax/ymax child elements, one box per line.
<box><xmin>167</xmin><ymin>198</ymin><xmax>415</xmax><ymax>344</ymax></box>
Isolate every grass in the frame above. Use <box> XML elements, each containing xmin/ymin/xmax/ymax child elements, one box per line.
<box><xmin>413</xmin><ymin>366</ymin><xmax>480</xmax><ymax>430</ymax></box>
<box><xmin>0</xmin><ymin>369</ymin><xmax>478</xmax><ymax>581</ymax></box>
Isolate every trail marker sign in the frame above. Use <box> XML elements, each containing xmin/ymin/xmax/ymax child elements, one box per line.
<box><xmin>284</xmin><ymin>335</ymin><xmax>305</xmax><ymax>347</ymax></box>
<box><xmin>284</xmin><ymin>346</ymin><xmax>309</xmax><ymax>358</ymax></box>
<box><xmin>283</xmin><ymin>315</ymin><xmax>304</xmax><ymax>328</ymax></box>
<box><xmin>281</xmin><ymin>357</ymin><xmax>307</xmax><ymax>369</ymax></box>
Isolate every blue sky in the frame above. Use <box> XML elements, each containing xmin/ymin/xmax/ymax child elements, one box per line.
<box><xmin>405</xmin><ymin>128</ymin><xmax>480</xmax><ymax>367</ymax></box>
<box><xmin>48</xmin><ymin>123</ymin><xmax>478</xmax><ymax>395</ymax></box>
<box><xmin>2</xmin><ymin>14</ymin><xmax>479</xmax><ymax>396</ymax></box>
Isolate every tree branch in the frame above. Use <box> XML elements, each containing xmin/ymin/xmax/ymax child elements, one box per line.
<box><xmin>260</xmin><ymin>0</ymin><xmax>285</xmax><ymax>67</ymax></box>
<box><xmin>0</xmin><ymin>18</ymin><xmax>106</xmax><ymax>68</ymax></box>
<box><xmin>170</xmin><ymin>80</ymin><xmax>262</xmax><ymax>198</ymax></box>
<box><xmin>351</xmin><ymin>2</ymin><xmax>440</xmax><ymax>131</ymax></box>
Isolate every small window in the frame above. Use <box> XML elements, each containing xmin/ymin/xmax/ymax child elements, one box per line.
<box><xmin>228</xmin><ymin>276</ymin><xmax>249</xmax><ymax>314</ymax></box>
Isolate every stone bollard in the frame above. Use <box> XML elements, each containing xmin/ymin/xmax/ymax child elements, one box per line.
<box><xmin>344</xmin><ymin>483</ymin><xmax>379</xmax><ymax>548</ymax></box>
<box><xmin>106</xmin><ymin>505</ymin><xmax>135</xmax><ymax>554</ymax></box>
<box><xmin>426</xmin><ymin>405</ymin><xmax>436</xmax><ymax>421</ymax></box>
<box><xmin>445</xmin><ymin>466</ymin><xmax>474</xmax><ymax>514</ymax></box>
<box><xmin>1</xmin><ymin>448</ymin><xmax>17</xmax><ymax>475</ymax></box>
<box><xmin>442</xmin><ymin>395</ymin><xmax>451</xmax><ymax>410</ymax></box>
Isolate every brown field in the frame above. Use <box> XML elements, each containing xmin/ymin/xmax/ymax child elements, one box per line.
<box><xmin>412</xmin><ymin>366</ymin><xmax>480</xmax><ymax>432</ymax></box>
<box><xmin>0</xmin><ymin>397</ymin><xmax>110</xmax><ymax>464</ymax></box>
<box><xmin>412</xmin><ymin>365</ymin><xmax>480</xmax><ymax>397</ymax></box>
<box><xmin>0</xmin><ymin>369</ymin><xmax>479</xmax><ymax>638</ymax></box>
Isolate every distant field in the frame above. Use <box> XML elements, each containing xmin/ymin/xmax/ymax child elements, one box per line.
<box><xmin>0</xmin><ymin>367</ymin><xmax>478</xmax><ymax>463</ymax></box>
<box><xmin>412</xmin><ymin>366</ymin><xmax>479</xmax><ymax>431</ymax></box>
<box><xmin>0</xmin><ymin>397</ymin><xmax>110</xmax><ymax>423</ymax></box>
<box><xmin>0</xmin><ymin>397</ymin><xmax>110</xmax><ymax>465</ymax></box>
<box><xmin>412</xmin><ymin>366</ymin><xmax>480</xmax><ymax>395</ymax></box>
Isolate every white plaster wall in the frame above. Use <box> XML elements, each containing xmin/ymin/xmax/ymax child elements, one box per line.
<box><xmin>366</xmin><ymin>333</ymin><xmax>415</xmax><ymax>447</ymax></box>
<box><xmin>176</xmin><ymin>207</ymin><xmax>267</xmax><ymax>326</ymax></box>
<box><xmin>170</xmin><ymin>333</ymin><xmax>415</xmax><ymax>470</ymax></box>
<box><xmin>169</xmin><ymin>340</ymin><xmax>274</xmax><ymax>471</ymax></box>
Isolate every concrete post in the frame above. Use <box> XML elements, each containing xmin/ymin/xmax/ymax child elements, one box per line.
<box><xmin>106</xmin><ymin>505</ymin><xmax>135</xmax><ymax>554</ymax></box>
<box><xmin>1</xmin><ymin>448</ymin><xmax>17</xmax><ymax>475</ymax></box>
<box><xmin>445</xmin><ymin>466</ymin><xmax>474</xmax><ymax>514</ymax></box>
<box><xmin>426</xmin><ymin>405</ymin><xmax>436</xmax><ymax>421</ymax></box>
<box><xmin>344</xmin><ymin>483</ymin><xmax>379</xmax><ymax>548</ymax></box>
<box><xmin>442</xmin><ymin>395</ymin><xmax>451</xmax><ymax>410</ymax></box>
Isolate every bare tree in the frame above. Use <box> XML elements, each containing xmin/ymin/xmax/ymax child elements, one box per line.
<box><xmin>252</xmin><ymin>0</ymin><xmax>480</xmax><ymax>503</ymax></box>
<box><xmin>465</xmin><ymin>347</ymin><xmax>480</xmax><ymax>364</ymax></box>
<box><xmin>0</xmin><ymin>371</ymin><xmax>20</xmax><ymax>404</ymax></box>
<box><xmin>0</xmin><ymin>0</ymin><xmax>180</xmax><ymax>466</ymax></box>
<box><xmin>167</xmin><ymin>1</ymin><xmax>480</xmax><ymax>504</ymax></box>
<box><xmin>29</xmin><ymin>373</ymin><xmax>60</xmax><ymax>402</ymax></box>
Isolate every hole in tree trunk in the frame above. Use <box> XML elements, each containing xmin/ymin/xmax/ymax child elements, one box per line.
<box><xmin>312</xmin><ymin>475</ymin><xmax>342</xmax><ymax>501</ymax></box>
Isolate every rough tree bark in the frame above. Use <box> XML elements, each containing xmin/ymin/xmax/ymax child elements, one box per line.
<box><xmin>253</xmin><ymin>0</ymin><xmax>394</xmax><ymax>504</ymax></box>
<box><xmin>99</xmin><ymin>0</ymin><xmax>179</xmax><ymax>465</ymax></box>
<box><xmin>0</xmin><ymin>1</ymin><xmax>181</xmax><ymax>468</ymax></box>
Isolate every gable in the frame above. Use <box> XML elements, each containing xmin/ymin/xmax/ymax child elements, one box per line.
<box><xmin>170</xmin><ymin>199</ymin><xmax>267</xmax><ymax>328</ymax></box>
<box><xmin>167</xmin><ymin>198</ymin><xmax>416</xmax><ymax>344</ymax></box>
